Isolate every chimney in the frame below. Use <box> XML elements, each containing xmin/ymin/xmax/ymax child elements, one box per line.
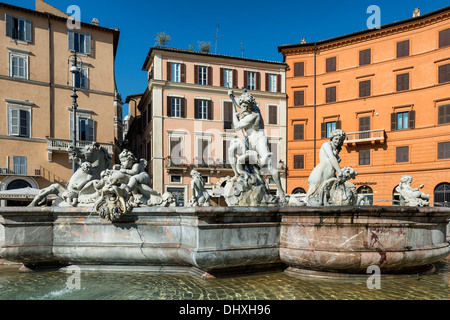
<box><xmin>91</xmin><ymin>18</ymin><xmax>99</xmax><ymax>26</ymax></box>
<box><xmin>300</xmin><ymin>38</ymin><xmax>306</xmax><ymax>44</ymax></box>
<box><xmin>413</xmin><ymin>8</ymin><xmax>420</xmax><ymax>17</ymax></box>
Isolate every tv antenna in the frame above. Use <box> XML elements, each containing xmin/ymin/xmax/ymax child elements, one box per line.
<box><xmin>213</xmin><ymin>24</ymin><xmax>223</xmax><ymax>54</ymax></box>
<box><xmin>241</xmin><ymin>41</ymin><xmax>245</xmax><ymax>57</ymax></box>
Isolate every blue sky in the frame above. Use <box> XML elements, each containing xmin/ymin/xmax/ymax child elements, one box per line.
<box><xmin>3</xmin><ymin>0</ymin><xmax>450</xmax><ymax>117</ymax></box>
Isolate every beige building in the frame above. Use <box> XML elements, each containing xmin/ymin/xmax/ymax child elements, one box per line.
<box><xmin>127</xmin><ymin>47</ymin><xmax>287</xmax><ymax>206</ymax></box>
<box><xmin>0</xmin><ymin>0</ymin><xmax>121</xmax><ymax>205</ymax></box>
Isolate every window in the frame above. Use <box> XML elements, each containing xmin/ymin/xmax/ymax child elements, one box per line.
<box><xmin>357</xmin><ymin>186</ymin><xmax>373</xmax><ymax>205</ymax></box>
<box><xmin>294</xmin><ymin>62</ymin><xmax>304</xmax><ymax>77</ymax></box>
<box><xmin>434</xmin><ymin>183</ymin><xmax>450</xmax><ymax>207</ymax></box>
<box><xmin>439</xmin><ymin>28</ymin><xmax>450</xmax><ymax>48</ymax></box>
<box><xmin>195</xmin><ymin>100</ymin><xmax>209</xmax><ymax>120</ymax></box>
<box><xmin>359</xmin><ymin>116</ymin><xmax>370</xmax><ymax>139</ymax></box>
<box><xmin>268</xmin><ymin>105</ymin><xmax>277</xmax><ymax>125</ymax></box>
<box><xmin>359</xmin><ymin>150</ymin><xmax>370</xmax><ymax>165</ymax></box>
<box><xmin>438</xmin><ymin>105</ymin><xmax>450</xmax><ymax>125</ymax></box>
<box><xmin>68</xmin><ymin>30</ymin><xmax>91</xmax><ymax>55</ymax></box>
<box><xmin>396</xmin><ymin>73</ymin><xmax>409</xmax><ymax>91</ymax></box>
<box><xmin>70</xmin><ymin>113</ymin><xmax>94</xmax><ymax>141</ymax></box>
<box><xmin>268</xmin><ymin>74</ymin><xmax>277</xmax><ymax>92</ymax></box>
<box><xmin>391</xmin><ymin>111</ymin><xmax>415</xmax><ymax>130</ymax></box>
<box><xmin>9</xmin><ymin>52</ymin><xmax>28</xmax><ymax>79</ymax></box>
<box><xmin>292</xmin><ymin>187</ymin><xmax>306</xmax><ymax>194</ymax></box>
<box><xmin>223</xmin><ymin>69</ymin><xmax>233</xmax><ymax>87</ymax></box>
<box><xmin>171</xmin><ymin>63</ymin><xmax>180</xmax><ymax>82</ymax></box>
<box><xmin>359</xmin><ymin>49</ymin><xmax>371</xmax><ymax>66</ymax></box>
<box><xmin>294</xmin><ymin>91</ymin><xmax>304</xmax><ymax>106</ymax></box>
<box><xmin>8</xmin><ymin>105</ymin><xmax>30</xmax><ymax>138</ymax></box>
<box><xmin>73</xmin><ymin>66</ymin><xmax>89</xmax><ymax>89</ymax></box>
<box><xmin>359</xmin><ymin>80</ymin><xmax>371</xmax><ymax>98</ymax></box>
<box><xmin>438</xmin><ymin>64</ymin><xmax>450</xmax><ymax>84</ymax></box>
<box><xmin>169</xmin><ymin>136</ymin><xmax>183</xmax><ymax>164</ymax></box>
<box><xmin>222</xmin><ymin>140</ymin><xmax>230</xmax><ymax>166</ymax></box>
<box><xmin>170</xmin><ymin>175</ymin><xmax>182</xmax><ymax>183</ymax></box>
<box><xmin>223</xmin><ymin>101</ymin><xmax>233</xmax><ymax>129</ymax></box>
<box><xmin>293</xmin><ymin>155</ymin><xmax>304</xmax><ymax>169</ymax></box>
<box><xmin>268</xmin><ymin>142</ymin><xmax>278</xmax><ymax>165</ymax></box>
<box><xmin>396</xmin><ymin>146</ymin><xmax>409</xmax><ymax>163</ymax></box>
<box><xmin>5</xmin><ymin>14</ymin><xmax>32</xmax><ymax>42</ymax></box>
<box><xmin>438</xmin><ymin>141</ymin><xmax>450</xmax><ymax>159</ymax></box>
<box><xmin>171</xmin><ymin>97</ymin><xmax>181</xmax><ymax>117</ymax></box>
<box><xmin>167</xmin><ymin>97</ymin><xmax>186</xmax><ymax>118</ymax></box>
<box><xmin>326</xmin><ymin>86</ymin><xmax>336</xmax><ymax>103</ymax></box>
<box><xmin>247</xmin><ymin>71</ymin><xmax>256</xmax><ymax>90</ymax></box>
<box><xmin>321</xmin><ymin>120</ymin><xmax>341</xmax><ymax>138</ymax></box>
<box><xmin>397</xmin><ymin>40</ymin><xmax>410</xmax><ymax>58</ymax></box>
<box><xmin>293</xmin><ymin>124</ymin><xmax>304</xmax><ymax>140</ymax></box>
<box><xmin>12</xmin><ymin>156</ymin><xmax>27</xmax><ymax>175</ymax></box>
<box><xmin>196</xmin><ymin>138</ymin><xmax>210</xmax><ymax>165</ymax></box>
<box><xmin>167</xmin><ymin>187</ymin><xmax>185</xmax><ymax>206</ymax></box>
<box><xmin>326</xmin><ymin>57</ymin><xmax>336</xmax><ymax>72</ymax></box>
<box><xmin>198</xmin><ymin>66</ymin><xmax>207</xmax><ymax>85</ymax></box>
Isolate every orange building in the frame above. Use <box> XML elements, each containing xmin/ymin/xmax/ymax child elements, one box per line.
<box><xmin>0</xmin><ymin>1</ymin><xmax>121</xmax><ymax>205</ymax></box>
<box><xmin>279</xmin><ymin>7</ymin><xmax>450</xmax><ymax>206</ymax></box>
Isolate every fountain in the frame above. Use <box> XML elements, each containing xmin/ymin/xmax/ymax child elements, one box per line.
<box><xmin>0</xmin><ymin>90</ymin><xmax>448</xmax><ymax>279</ymax></box>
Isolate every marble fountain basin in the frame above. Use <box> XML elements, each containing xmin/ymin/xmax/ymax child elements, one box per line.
<box><xmin>0</xmin><ymin>206</ymin><xmax>448</xmax><ymax>278</ymax></box>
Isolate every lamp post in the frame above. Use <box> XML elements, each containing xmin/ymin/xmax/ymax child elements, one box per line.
<box><xmin>68</xmin><ymin>51</ymin><xmax>80</xmax><ymax>174</ymax></box>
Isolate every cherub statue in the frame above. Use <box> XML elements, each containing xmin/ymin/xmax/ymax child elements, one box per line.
<box><xmin>187</xmin><ymin>169</ymin><xmax>211</xmax><ymax>207</ymax></box>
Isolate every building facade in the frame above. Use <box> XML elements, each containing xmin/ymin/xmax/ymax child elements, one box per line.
<box><xmin>128</xmin><ymin>47</ymin><xmax>287</xmax><ymax>206</ymax></box>
<box><xmin>279</xmin><ymin>7</ymin><xmax>450</xmax><ymax>206</ymax></box>
<box><xmin>0</xmin><ymin>0</ymin><xmax>121</xmax><ymax>205</ymax></box>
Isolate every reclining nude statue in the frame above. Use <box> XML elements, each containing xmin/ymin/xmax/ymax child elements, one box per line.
<box><xmin>305</xmin><ymin>129</ymin><xmax>360</xmax><ymax>206</ymax></box>
<box><xmin>395</xmin><ymin>174</ymin><xmax>429</xmax><ymax>206</ymax></box>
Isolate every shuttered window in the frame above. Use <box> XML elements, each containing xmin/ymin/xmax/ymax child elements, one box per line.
<box><xmin>294</xmin><ymin>62</ymin><xmax>304</xmax><ymax>77</ymax></box>
<box><xmin>194</xmin><ymin>99</ymin><xmax>213</xmax><ymax>120</ymax></box>
<box><xmin>293</xmin><ymin>155</ymin><xmax>304</xmax><ymax>169</ymax></box>
<box><xmin>70</xmin><ymin>114</ymin><xmax>94</xmax><ymax>142</ymax></box>
<box><xmin>396</xmin><ymin>73</ymin><xmax>409</xmax><ymax>91</ymax></box>
<box><xmin>438</xmin><ymin>105</ymin><xmax>450</xmax><ymax>125</ymax></box>
<box><xmin>359</xmin><ymin>150</ymin><xmax>370</xmax><ymax>165</ymax></box>
<box><xmin>167</xmin><ymin>97</ymin><xmax>186</xmax><ymax>118</ymax></box>
<box><xmin>438</xmin><ymin>141</ymin><xmax>450</xmax><ymax>159</ymax></box>
<box><xmin>326</xmin><ymin>86</ymin><xmax>336</xmax><ymax>103</ymax></box>
<box><xmin>223</xmin><ymin>101</ymin><xmax>233</xmax><ymax>129</ymax></box>
<box><xmin>321</xmin><ymin>121</ymin><xmax>341</xmax><ymax>138</ymax></box>
<box><xmin>293</xmin><ymin>124</ymin><xmax>304</xmax><ymax>140</ymax></box>
<box><xmin>438</xmin><ymin>64</ymin><xmax>450</xmax><ymax>84</ymax></box>
<box><xmin>359</xmin><ymin>49</ymin><xmax>371</xmax><ymax>66</ymax></box>
<box><xmin>68</xmin><ymin>30</ymin><xmax>91</xmax><ymax>55</ymax></box>
<box><xmin>391</xmin><ymin>111</ymin><xmax>415</xmax><ymax>130</ymax></box>
<box><xmin>326</xmin><ymin>57</ymin><xmax>336</xmax><ymax>72</ymax></box>
<box><xmin>359</xmin><ymin>80</ymin><xmax>371</xmax><ymax>98</ymax></box>
<box><xmin>5</xmin><ymin>14</ymin><xmax>32</xmax><ymax>42</ymax></box>
<box><xmin>10</xmin><ymin>52</ymin><xmax>28</xmax><ymax>79</ymax></box>
<box><xmin>268</xmin><ymin>105</ymin><xmax>277</xmax><ymax>125</ymax></box>
<box><xmin>397</xmin><ymin>40</ymin><xmax>410</xmax><ymax>58</ymax></box>
<box><xmin>294</xmin><ymin>91</ymin><xmax>304</xmax><ymax>106</ymax></box>
<box><xmin>359</xmin><ymin>116</ymin><xmax>371</xmax><ymax>139</ymax></box>
<box><xmin>8</xmin><ymin>107</ymin><xmax>30</xmax><ymax>138</ymax></box>
<box><xmin>439</xmin><ymin>28</ymin><xmax>450</xmax><ymax>48</ymax></box>
<box><xmin>396</xmin><ymin>146</ymin><xmax>409</xmax><ymax>163</ymax></box>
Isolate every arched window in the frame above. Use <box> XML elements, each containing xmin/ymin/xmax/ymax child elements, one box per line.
<box><xmin>357</xmin><ymin>186</ymin><xmax>373</xmax><ymax>205</ymax></box>
<box><xmin>434</xmin><ymin>183</ymin><xmax>450</xmax><ymax>207</ymax></box>
<box><xmin>392</xmin><ymin>185</ymin><xmax>405</xmax><ymax>206</ymax></box>
<box><xmin>292</xmin><ymin>187</ymin><xmax>306</xmax><ymax>194</ymax></box>
<box><xmin>6</xmin><ymin>179</ymin><xmax>32</xmax><ymax>190</ymax></box>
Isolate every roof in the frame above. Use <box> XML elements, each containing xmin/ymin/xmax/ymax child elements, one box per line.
<box><xmin>142</xmin><ymin>46</ymin><xmax>287</xmax><ymax>71</ymax></box>
<box><xmin>125</xmin><ymin>93</ymin><xmax>144</xmax><ymax>103</ymax></box>
<box><xmin>278</xmin><ymin>6</ymin><xmax>450</xmax><ymax>52</ymax></box>
<box><xmin>0</xmin><ymin>2</ymin><xmax>120</xmax><ymax>56</ymax></box>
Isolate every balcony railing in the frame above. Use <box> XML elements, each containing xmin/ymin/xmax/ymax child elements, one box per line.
<box><xmin>46</xmin><ymin>138</ymin><xmax>114</xmax><ymax>154</ymax></box>
<box><xmin>0</xmin><ymin>164</ymin><xmax>42</xmax><ymax>176</ymax></box>
<box><xmin>344</xmin><ymin>129</ymin><xmax>385</xmax><ymax>145</ymax></box>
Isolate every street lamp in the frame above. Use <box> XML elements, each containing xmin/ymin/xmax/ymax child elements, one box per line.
<box><xmin>67</xmin><ymin>51</ymin><xmax>81</xmax><ymax>174</ymax></box>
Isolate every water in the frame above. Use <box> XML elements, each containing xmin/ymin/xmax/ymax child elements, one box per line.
<box><xmin>0</xmin><ymin>258</ymin><xmax>448</xmax><ymax>300</ymax></box>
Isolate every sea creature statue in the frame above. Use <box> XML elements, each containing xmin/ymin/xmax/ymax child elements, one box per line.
<box><xmin>223</xmin><ymin>89</ymin><xmax>286</xmax><ymax>206</ymax></box>
<box><xmin>305</xmin><ymin>129</ymin><xmax>359</xmax><ymax>206</ymax></box>
<box><xmin>187</xmin><ymin>169</ymin><xmax>211</xmax><ymax>207</ymax></box>
<box><xmin>395</xmin><ymin>174</ymin><xmax>430</xmax><ymax>207</ymax></box>
<box><xmin>29</xmin><ymin>142</ymin><xmax>111</xmax><ymax>207</ymax></box>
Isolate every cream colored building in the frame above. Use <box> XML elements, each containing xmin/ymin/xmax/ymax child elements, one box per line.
<box><xmin>0</xmin><ymin>1</ymin><xmax>121</xmax><ymax>205</ymax></box>
<box><xmin>127</xmin><ymin>47</ymin><xmax>287</xmax><ymax>206</ymax></box>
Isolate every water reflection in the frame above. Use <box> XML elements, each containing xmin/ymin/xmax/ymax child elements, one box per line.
<box><xmin>0</xmin><ymin>258</ymin><xmax>448</xmax><ymax>300</ymax></box>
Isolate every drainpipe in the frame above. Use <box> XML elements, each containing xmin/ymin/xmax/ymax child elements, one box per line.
<box><xmin>47</xmin><ymin>14</ymin><xmax>53</xmax><ymax>138</ymax></box>
<box><xmin>313</xmin><ymin>43</ymin><xmax>317</xmax><ymax>167</ymax></box>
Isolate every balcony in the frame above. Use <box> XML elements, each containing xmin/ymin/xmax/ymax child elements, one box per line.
<box><xmin>0</xmin><ymin>164</ymin><xmax>42</xmax><ymax>177</ymax></box>
<box><xmin>46</xmin><ymin>138</ymin><xmax>114</xmax><ymax>161</ymax></box>
<box><xmin>344</xmin><ymin>129</ymin><xmax>385</xmax><ymax>146</ymax></box>
<box><xmin>164</xmin><ymin>156</ymin><xmax>233</xmax><ymax>174</ymax></box>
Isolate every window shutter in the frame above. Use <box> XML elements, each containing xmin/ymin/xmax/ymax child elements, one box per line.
<box><xmin>87</xmin><ymin>118</ymin><xmax>94</xmax><ymax>141</ymax></box>
<box><xmin>70</xmin><ymin>113</ymin><xmax>74</xmax><ymax>140</ymax></box>
<box><xmin>25</xmin><ymin>19</ymin><xmax>32</xmax><ymax>42</ymax></box>
<box><xmin>269</xmin><ymin>105</ymin><xmax>277</xmax><ymax>124</ymax></box>
<box><xmin>244</xmin><ymin>71</ymin><xmax>248</xmax><ymax>89</ymax></box>
<box><xmin>391</xmin><ymin>113</ymin><xmax>397</xmax><ymax>131</ymax></box>
<box><xmin>265</xmin><ymin>73</ymin><xmax>269</xmax><ymax>91</ymax></box>
<box><xmin>397</xmin><ymin>40</ymin><xmax>409</xmax><ymax>58</ymax></box>
<box><xmin>294</xmin><ymin>91</ymin><xmax>304</xmax><ymax>106</ymax></box>
<box><xmin>194</xmin><ymin>65</ymin><xmax>199</xmax><ymax>84</ymax></box>
<box><xmin>181</xmin><ymin>99</ymin><xmax>186</xmax><ymax>118</ymax></box>
<box><xmin>294</xmin><ymin>155</ymin><xmax>304</xmax><ymax>169</ymax></box>
<box><xmin>220</xmin><ymin>68</ymin><xmax>224</xmax><ymax>87</ymax></box>
<box><xmin>294</xmin><ymin>62</ymin><xmax>304</xmax><ymax>76</ymax></box>
<box><xmin>439</xmin><ymin>29</ymin><xmax>450</xmax><ymax>48</ymax></box>
<box><xmin>359</xmin><ymin>49</ymin><xmax>371</xmax><ymax>65</ymax></box>
<box><xmin>5</xmin><ymin>14</ymin><xmax>13</xmax><ymax>38</ymax></box>
<box><xmin>19</xmin><ymin>109</ymin><xmax>29</xmax><ymax>137</ymax></box>
<box><xmin>321</xmin><ymin>122</ymin><xmax>326</xmax><ymax>139</ymax></box>
<box><xmin>208</xmin><ymin>66</ymin><xmax>213</xmax><ymax>86</ymax></box>
<box><xmin>68</xmin><ymin>29</ymin><xmax>75</xmax><ymax>51</ymax></box>
<box><xmin>277</xmin><ymin>74</ymin><xmax>281</xmax><ymax>92</ymax></box>
<box><xmin>181</xmin><ymin>64</ymin><xmax>186</xmax><ymax>82</ymax></box>
<box><xmin>9</xmin><ymin>108</ymin><xmax>19</xmax><ymax>135</ymax></box>
<box><xmin>408</xmin><ymin>110</ymin><xmax>415</xmax><ymax>129</ymax></box>
<box><xmin>194</xmin><ymin>99</ymin><xmax>199</xmax><ymax>119</ymax></box>
<box><xmin>167</xmin><ymin>96</ymin><xmax>172</xmax><ymax>117</ymax></box>
<box><xmin>84</xmin><ymin>33</ymin><xmax>91</xmax><ymax>54</ymax></box>
<box><xmin>438</xmin><ymin>64</ymin><xmax>450</xmax><ymax>84</ymax></box>
<box><xmin>208</xmin><ymin>100</ymin><xmax>213</xmax><ymax>120</ymax></box>
<box><xmin>326</xmin><ymin>87</ymin><xmax>336</xmax><ymax>103</ymax></box>
<box><xmin>166</xmin><ymin>62</ymin><xmax>171</xmax><ymax>81</ymax></box>
<box><xmin>396</xmin><ymin>73</ymin><xmax>409</xmax><ymax>91</ymax></box>
<box><xmin>326</xmin><ymin>57</ymin><xmax>336</xmax><ymax>72</ymax></box>
<box><xmin>294</xmin><ymin>124</ymin><xmax>304</xmax><ymax>140</ymax></box>
<box><xmin>233</xmin><ymin>69</ymin><xmax>238</xmax><ymax>88</ymax></box>
<box><xmin>256</xmin><ymin>72</ymin><xmax>261</xmax><ymax>90</ymax></box>
<box><xmin>336</xmin><ymin>120</ymin><xmax>341</xmax><ymax>129</ymax></box>
<box><xmin>224</xmin><ymin>102</ymin><xmax>233</xmax><ymax>122</ymax></box>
